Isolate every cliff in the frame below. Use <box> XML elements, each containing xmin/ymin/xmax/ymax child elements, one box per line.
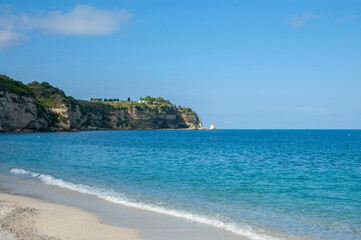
<box><xmin>0</xmin><ymin>74</ymin><xmax>202</xmax><ymax>132</ymax></box>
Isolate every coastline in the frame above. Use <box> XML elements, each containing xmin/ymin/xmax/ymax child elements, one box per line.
<box><xmin>0</xmin><ymin>173</ymin><xmax>246</xmax><ymax>240</ymax></box>
<box><xmin>0</xmin><ymin>128</ymin><xmax>203</xmax><ymax>133</ymax></box>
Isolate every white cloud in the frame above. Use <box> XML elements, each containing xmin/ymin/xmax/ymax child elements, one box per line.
<box><xmin>25</xmin><ymin>4</ymin><xmax>132</xmax><ymax>36</ymax></box>
<box><xmin>0</xmin><ymin>4</ymin><xmax>132</xmax><ymax>49</ymax></box>
<box><xmin>0</xmin><ymin>29</ymin><xmax>27</xmax><ymax>48</ymax></box>
<box><xmin>0</xmin><ymin>7</ymin><xmax>28</xmax><ymax>48</ymax></box>
<box><xmin>288</xmin><ymin>13</ymin><xmax>318</xmax><ymax>28</ymax></box>
<box><xmin>335</xmin><ymin>15</ymin><xmax>358</xmax><ymax>24</ymax></box>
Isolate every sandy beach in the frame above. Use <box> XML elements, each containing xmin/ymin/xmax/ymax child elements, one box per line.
<box><xmin>0</xmin><ymin>174</ymin><xmax>245</xmax><ymax>240</ymax></box>
<box><xmin>0</xmin><ymin>193</ymin><xmax>144</xmax><ymax>240</ymax></box>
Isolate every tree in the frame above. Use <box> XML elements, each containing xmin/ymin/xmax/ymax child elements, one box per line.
<box><xmin>104</xmin><ymin>98</ymin><xmax>108</xmax><ymax>101</ymax></box>
<box><xmin>127</xmin><ymin>97</ymin><xmax>131</xmax><ymax>101</ymax></box>
<box><xmin>142</xmin><ymin>96</ymin><xmax>156</xmax><ymax>104</ymax></box>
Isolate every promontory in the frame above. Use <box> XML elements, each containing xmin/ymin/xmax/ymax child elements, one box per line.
<box><xmin>0</xmin><ymin>74</ymin><xmax>202</xmax><ymax>132</ymax></box>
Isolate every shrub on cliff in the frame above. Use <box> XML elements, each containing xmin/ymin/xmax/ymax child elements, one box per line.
<box><xmin>28</xmin><ymin>81</ymin><xmax>68</xmax><ymax>108</ymax></box>
<box><xmin>0</xmin><ymin>74</ymin><xmax>33</xmax><ymax>96</ymax></box>
<box><xmin>140</xmin><ymin>96</ymin><xmax>172</xmax><ymax>106</ymax></box>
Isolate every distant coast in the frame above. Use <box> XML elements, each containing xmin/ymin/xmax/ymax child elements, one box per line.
<box><xmin>0</xmin><ymin>74</ymin><xmax>202</xmax><ymax>132</ymax></box>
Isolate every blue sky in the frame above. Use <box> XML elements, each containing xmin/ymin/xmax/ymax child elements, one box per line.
<box><xmin>0</xmin><ymin>0</ymin><xmax>360</xmax><ymax>129</ymax></box>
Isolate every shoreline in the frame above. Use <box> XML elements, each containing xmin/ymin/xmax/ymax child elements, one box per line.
<box><xmin>0</xmin><ymin>128</ymin><xmax>204</xmax><ymax>133</ymax></box>
<box><xmin>0</xmin><ymin>173</ymin><xmax>246</xmax><ymax>240</ymax></box>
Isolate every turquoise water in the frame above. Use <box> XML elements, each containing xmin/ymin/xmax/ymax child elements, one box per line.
<box><xmin>0</xmin><ymin>130</ymin><xmax>360</xmax><ymax>240</ymax></box>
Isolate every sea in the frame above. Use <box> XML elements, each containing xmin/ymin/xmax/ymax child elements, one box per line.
<box><xmin>0</xmin><ymin>130</ymin><xmax>360</xmax><ymax>240</ymax></box>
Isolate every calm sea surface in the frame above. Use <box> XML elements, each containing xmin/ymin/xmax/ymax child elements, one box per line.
<box><xmin>0</xmin><ymin>130</ymin><xmax>360</xmax><ymax>240</ymax></box>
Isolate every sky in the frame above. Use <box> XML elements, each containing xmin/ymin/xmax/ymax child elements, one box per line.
<box><xmin>0</xmin><ymin>0</ymin><xmax>360</xmax><ymax>129</ymax></box>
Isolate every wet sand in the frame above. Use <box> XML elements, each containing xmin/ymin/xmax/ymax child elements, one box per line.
<box><xmin>0</xmin><ymin>174</ymin><xmax>246</xmax><ymax>240</ymax></box>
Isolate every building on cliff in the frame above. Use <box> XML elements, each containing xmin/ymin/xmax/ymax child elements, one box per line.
<box><xmin>0</xmin><ymin>74</ymin><xmax>202</xmax><ymax>132</ymax></box>
<box><xmin>90</xmin><ymin>98</ymin><xmax>103</xmax><ymax>101</ymax></box>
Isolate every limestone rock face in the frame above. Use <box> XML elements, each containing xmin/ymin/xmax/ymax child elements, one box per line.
<box><xmin>0</xmin><ymin>76</ymin><xmax>202</xmax><ymax>132</ymax></box>
<box><xmin>75</xmin><ymin>105</ymin><xmax>202</xmax><ymax>131</ymax></box>
<box><xmin>0</xmin><ymin>91</ymin><xmax>49</xmax><ymax>131</ymax></box>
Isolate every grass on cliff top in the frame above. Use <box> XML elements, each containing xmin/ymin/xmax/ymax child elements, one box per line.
<box><xmin>83</xmin><ymin>98</ymin><xmax>194</xmax><ymax>115</ymax></box>
<box><xmin>0</xmin><ymin>74</ymin><xmax>33</xmax><ymax>96</ymax></box>
<box><xmin>106</xmin><ymin>100</ymin><xmax>177</xmax><ymax>114</ymax></box>
<box><xmin>27</xmin><ymin>81</ymin><xmax>72</xmax><ymax>108</ymax></box>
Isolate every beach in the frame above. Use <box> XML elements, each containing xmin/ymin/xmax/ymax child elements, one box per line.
<box><xmin>0</xmin><ymin>173</ymin><xmax>245</xmax><ymax>240</ymax></box>
<box><xmin>0</xmin><ymin>192</ymin><xmax>143</xmax><ymax>240</ymax></box>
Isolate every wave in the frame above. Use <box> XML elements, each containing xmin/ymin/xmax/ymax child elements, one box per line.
<box><xmin>9</xmin><ymin>168</ymin><xmax>283</xmax><ymax>240</ymax></box>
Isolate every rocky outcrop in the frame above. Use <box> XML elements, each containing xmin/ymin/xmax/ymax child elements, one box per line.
<box><xmin>77</xmin><ymin>105</ymin><xmax>201</xmax><ymax>131</ymax></box>
<box><xmin>0</xmin><ymin>91</ymin><xmax>53</xmax><ymax>132</ymax></box>
<box><xmin>0</xmin><ymin>75</ymin><xmax>202</xmax><ymax>132</ymax></box>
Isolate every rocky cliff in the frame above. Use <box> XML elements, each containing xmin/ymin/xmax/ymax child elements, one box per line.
<box><xmin>0</xmin><ymin>74</ymin><xmax>202</xmax><ymax>132</ymax></box>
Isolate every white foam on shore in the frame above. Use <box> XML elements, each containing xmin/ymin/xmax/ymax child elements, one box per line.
<box><xmin>9</xmin><ymin>169</ymin><xmax>30</xmax><ymax>175</ymax></box>
<box><xmin>10</xmin><ymin>169</ymin><xmax>39</xmax><ymax>177</ymax></box>
<box><xmin>9</xmin><ymin>168</ymin><xmax>284</xmax><ymax>240</ymax></box>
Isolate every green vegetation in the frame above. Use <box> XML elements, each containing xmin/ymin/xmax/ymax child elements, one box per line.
<box><xmin>82</xmin><ymin>118</ymin><xmax>92</xmax><ymax>127</ymax></box>
<box><xmin>104</xmin><ymin>98</ymin><xmax>119</xmax><ymax>101</ymax></box>
<box><xmin>35</xmin><ymin>102</ymin><xmax>60</xmax><ymax>127</ymax></box>
<box><xmin>58</xmin><ymin>115</ymin><xmax>69</xmax><ymax>123</ymax></box>
<box><xmin>117</xmin><ymin>120</ymin><xmax>131</xmax><ymax>127</ymax></box>
<box><xmin>78</xmin><ymin>100</ymin><xmax>114</xmax><ymax>128</ymax></box>
<box><xmin>140</xmin><ymin>96</ymin><xmax>172</xmax><ymax>106</ymax></box>
<box><xmin>181</xmin><ymin>106</ymin><xmax>193</xmax><ymax>113</ymax></box>
<box><xmin>98</xmin><ymin>96</ymin><xmax>182</xmax><ymax>114</ymax></box>
<box><xmin>0</xmin><ymin>74</ymin><xmax>199</xmax><ymax>130</ymax></box>
<box><xmin>28</xmin><ymin>81</ymin><xmax>68</xmax><ymax>108</ymax></box>
<box><xmin>1</xmin><ymin>74</ymin><xmax>194</xmax><ymax>116</ymax></box>
<box><xmin>67</xmin><ymin>96</ymin><xmax>79</xmax><ymax>111</ymax></box>
<box><xmin>101</xmin><ymin>100</ymin><xmax>143</xmax><ymax>109</ymax></box>
<box><xmin>78</xmin><ymin>100</ymin><xmax>115</xmax><ymax>115</ymax></box>
<box><xmin>0</xmin><ymin>74</ymin><xmax>33</xmax><ymax>96</ymax></box>
<box><xmin>67</xmin><ymin>96</ymin><xmax>78</xmax><ymax>105</ymax></box>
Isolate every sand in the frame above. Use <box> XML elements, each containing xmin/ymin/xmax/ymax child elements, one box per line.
<box><xmin>0</xmin><ymin>193</ymin><xmax>144</xmax><ymax>240</ymax></box>
<box><xmin>0</xmin><ymin>174</ymin><xmax>246</xmax><ymax>240</ymax></box>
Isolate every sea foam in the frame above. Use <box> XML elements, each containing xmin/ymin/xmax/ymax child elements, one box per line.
<box><xmin>9</xmin><ymin>168</ymin><xmax>283</xmax><ymax>240</ymax></box>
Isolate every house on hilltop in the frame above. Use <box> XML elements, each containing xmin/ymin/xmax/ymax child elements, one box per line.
<box><xmin>91</xmin><ymin>98</ymin><xmax>103</xmax><ymax>101</ymax></box>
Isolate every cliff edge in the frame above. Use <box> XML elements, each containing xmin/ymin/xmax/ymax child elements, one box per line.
<box><xmin>0</xmin><ymin>74</ymin><xmax>202</xmax><ymax>132</ymax></box>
